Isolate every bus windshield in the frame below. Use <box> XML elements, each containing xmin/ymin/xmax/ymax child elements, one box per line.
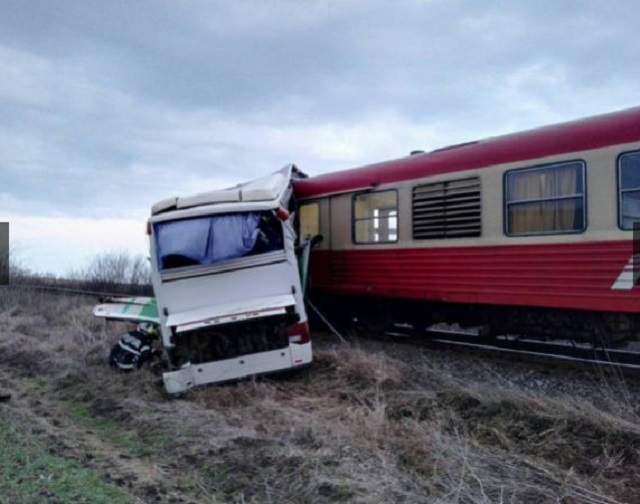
<box><xmin>154</xmin><ymin>211</ymin><xmax>284</xmax><ymax>270</ymax></box>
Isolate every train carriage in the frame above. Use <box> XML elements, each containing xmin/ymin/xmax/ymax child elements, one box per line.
<box><xmin>293</xmin><ymin>107</ymin><xmax>640</xmax><ymax>343</ymax></box>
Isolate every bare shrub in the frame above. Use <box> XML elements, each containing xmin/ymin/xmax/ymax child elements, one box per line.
<box><xmin>6</xmin><ymin>250</ymin><xmax>151</xmax><ymax>297</ymax></box>
<box><xmin>77</xmin><ymin>250</ymin><xmax>151</xmax><ymax>292</ymax></box>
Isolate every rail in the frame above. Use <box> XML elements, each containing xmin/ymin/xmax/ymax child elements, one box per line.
<box><xmin>4</xmin><ymin>282</ymin><xmax>147</xmax><ymax>300</ymax></box>
<box><xmin>386</xmin><ymin>323</ymin><xmax>640</xmax><ymax>375</ymax></box>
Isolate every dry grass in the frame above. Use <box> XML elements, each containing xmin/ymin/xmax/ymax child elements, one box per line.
<box><xmin>1</xmin><ymin>286</ymin><xmax>640</xmax><ymax>503</ymax></box>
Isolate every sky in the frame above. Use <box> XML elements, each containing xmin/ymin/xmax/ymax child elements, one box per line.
<box><xmin>1</xmin><ymin>0</ymin><xmax>639</xmax><ymax>274</ymax></box>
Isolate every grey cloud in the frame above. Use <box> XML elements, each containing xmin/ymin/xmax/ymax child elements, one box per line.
<box><xmin>0</xmin><ymin>0</ymin><xmax>639</xmax><ymax>221</ymax></box>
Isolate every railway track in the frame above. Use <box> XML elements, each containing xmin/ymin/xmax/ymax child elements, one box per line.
<box><xmin>386</xmin><ymin>323</ymin><xmax>640</xmax><ymax>376</ymax></box>
<box><xmin>6</xmin><ymin>282</ymin><xmax>149</xmax><ymax>299</ymax></box>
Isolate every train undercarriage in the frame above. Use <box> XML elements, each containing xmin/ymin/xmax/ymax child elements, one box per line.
<box><xmin>310</xmin><ymin>294</ymin><xmax>640</xmax><ymax>347</ymax></box>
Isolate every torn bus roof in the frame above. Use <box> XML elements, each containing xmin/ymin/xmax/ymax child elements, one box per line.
<box><xmin>93</xmin><ymin>297</ymin><xmax>159</xmax><ymax>324</ymax></box>
<box><xmin>151</xmin><ymin>164</ymin><xmax>306</xmax><ymax>216</ymax></box>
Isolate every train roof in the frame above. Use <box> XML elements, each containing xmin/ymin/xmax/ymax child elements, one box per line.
<box><xmin>294</xmin><ymin>106</ymin><xmax>640</xmax><ymax>199</ymax></box>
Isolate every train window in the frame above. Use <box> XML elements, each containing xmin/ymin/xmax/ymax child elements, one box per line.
<box><xmin>505</xmin><ymin>161</ymin><xmax>586</xmax><ymax>236</ymax></box>
<box><xmin>299</xmin><ymin>202</ymin><xmax>320</xmax><ymax>239</ymax></box>
<box><xmin>352</xmin><ymin>190</ymin><xmax>398</xmax><ymax>244</ymax></box>
<box><xmin>618</xmin><ymin>151</ymin><xmax>640</xmax><ymax>230</ymax></box>
<box><xmin>412</xmin><ymin>177</ymin><xmax>481</xmax><ymax>239</ymax></box>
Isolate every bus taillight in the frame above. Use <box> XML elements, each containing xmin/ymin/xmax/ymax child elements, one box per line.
<box><xmin>287</xmin><ymin>321</ymin><xmax>310</xmax><ymax>344</ymax></box>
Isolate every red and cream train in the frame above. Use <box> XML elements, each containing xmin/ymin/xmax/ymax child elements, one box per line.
<box><xmin>294</xmin><ymin>107</ymin><xmax>640</xmax><ymax>343</ymax></box>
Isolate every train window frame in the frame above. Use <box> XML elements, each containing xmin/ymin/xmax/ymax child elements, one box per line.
<box><xmin>617</xmin><ymin>150</ymin><xmax>640</xmax><ymax>231</ymax></box>
<box><xmin>298</xmin><ymin>201</ymin><xmax>321</xmax><ymax>240</ymax></box>
<box><xmin>351</xmin><ymin>189</ymin><xmax>399</xmax><ymax>245</ymax></box>
<box><xmin>503</xmin><ymin>160</ymin><xmax>588</xmax><ymax>237</ymax></box>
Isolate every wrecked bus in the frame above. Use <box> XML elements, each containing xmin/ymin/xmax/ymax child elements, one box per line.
<box><xmin>145</xmin><ymin>165</ymin><xmax>312</xmax><ymax>393</ymax></box>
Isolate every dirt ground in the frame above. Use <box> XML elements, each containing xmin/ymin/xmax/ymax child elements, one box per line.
<box><xmin>1</xmin><ymin>287</ymin><xmax>640</xmax><ymax>503</ymax></box>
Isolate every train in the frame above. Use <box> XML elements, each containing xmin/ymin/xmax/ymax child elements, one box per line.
<box><xmin>293</xmin><ymin>107</ymin><xmax>640</xmax><ymax>345</ymax></box>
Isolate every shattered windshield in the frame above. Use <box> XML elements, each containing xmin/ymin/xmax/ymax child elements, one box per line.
<box><xmin>154</xmin><ymin>211</ymin><xmax>284</xmax><ymax>270</ymax></box>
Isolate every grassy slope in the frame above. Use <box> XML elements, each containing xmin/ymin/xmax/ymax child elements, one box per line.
<box><xmin>0</xmin><ymin>418</ymin><xmax>131</xmax><ymax>504</ymax></box>
<box><xmin>1</xmin><ymin>287</ymin><xmax>640</xmax><ymax>503</ymax></box>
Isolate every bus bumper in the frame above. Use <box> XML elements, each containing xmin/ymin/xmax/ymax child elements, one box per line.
<box><xmin>162</xmin><ymin>342</ymin><xmax>312</xmax><ymax>394</ymax></box>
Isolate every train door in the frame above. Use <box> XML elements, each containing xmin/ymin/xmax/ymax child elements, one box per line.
<box><xmin>328</xmin><ymin>194</ymin><xmax>351</xmax><ymax>250</ymax></box>
<box><xmin>298</xmin><ymin>201</ymin><xmax>320</xmax><ymax>242</ymax></box>
<box><xmin>297</xmin><ymin>197</ymin><xmax>339</xmax><ymax>293</ymax></box>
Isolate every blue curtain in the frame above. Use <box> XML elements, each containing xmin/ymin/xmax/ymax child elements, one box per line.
<box><xmin>155</xmin><ymin>213</ymin><xmax>262</xmax><ymax>269</ymax></box>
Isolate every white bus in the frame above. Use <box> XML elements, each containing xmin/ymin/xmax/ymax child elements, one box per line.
<box><xmin>95</xmin><ymin>165</ymin><xmax>313</xmax><ymax>394</ymax></box>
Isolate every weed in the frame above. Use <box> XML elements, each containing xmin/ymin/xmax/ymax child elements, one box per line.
<box><xmin>0</xmin><ymin>419</ymin><xmax>132</xmax><ymax>504</ymax></box>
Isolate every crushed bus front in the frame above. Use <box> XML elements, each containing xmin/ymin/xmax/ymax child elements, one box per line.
<box><xmin>148</xmin><ymin>165</ymin><xmax>312</xmax><ymax>393</ymax></box>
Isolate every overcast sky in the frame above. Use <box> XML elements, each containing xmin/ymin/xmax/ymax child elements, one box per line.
<box><xmin>2</xmin><ymin>0</ymin><xmax>639</xmax><ymax>273</ymax></box>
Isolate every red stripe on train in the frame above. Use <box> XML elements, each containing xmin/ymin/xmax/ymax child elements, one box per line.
<box><xmin>309</xmin><ymin>240</ymin><xmax>639</xmax><ymax>313</ymax></box>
